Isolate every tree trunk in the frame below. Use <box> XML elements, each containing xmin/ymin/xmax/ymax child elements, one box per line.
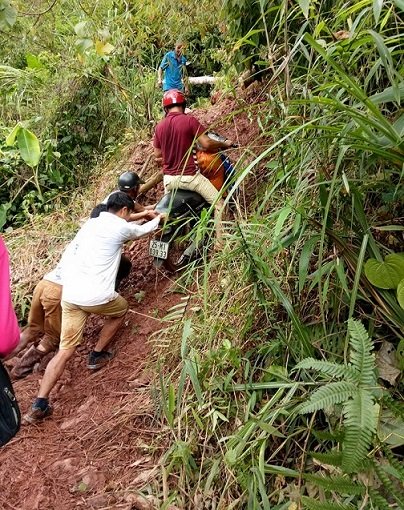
<box><xmin>188</xmin><ymin>76</ymin><xmax>217</xmax><ymax>85</ymax></box>
<box><xmin>139</xmin><ymin>171</ymin><xmax>163</xmax><ymax>195</ymax></box>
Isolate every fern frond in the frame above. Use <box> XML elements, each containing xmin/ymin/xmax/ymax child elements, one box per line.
<box><xmin>301</xmin><ymin>496</ymin><xmax>355</xmax><ymax>510</ymax></box>
<box><xmin>381</xmin><ymin>393</ymin><xmax>404</xmax><ymax>419</ymax></box>
<box><xmin>312</xmin><ymin>429</ymin><xmax>344</xmax><ymax>442</ymax></box>
<box><xmin>296</xmin><ymin>358</ymin><xmax>359</xmax><ymax>382</ymax></box>
<box><xmin>347</xmin><ymin>319</ymin><xmax>376</xmax><ymax>386</ymax></box>
<box><xmin>310</xmin><ymin>451</ymin><xmax>342</xmax><ymax>467</ymax></box>
<box><xmin>304</xmin><ymin>474</ymin><xmax>365</xmax><ymax>495</ymax></box>
<box><xmin>368</xmin><ymin>488</ymin><xmax>392</xmax><ymax>510</ymax></box>
<box><xmin>342</xmin><ymin>390</ymin><xmax>379</xmax><ymax>473</ymax></box>
<box><xmin>373</xmin><ymin>459</ymin><xmax>404</xmax><ymax>505</ymax></box>
<box><xmin>302</xmin><ymin>496</ymin><xmax>355</xmax><ymax>510</ymax></box>
<box><xmin>298</xmin><ymin>382</ymin><xmax>357</xmax><ymax>414</ymax></box>
<box><xmin>162</xmin><ymin>296</ymin><xmax>190</xmax><ymax>322</ymax></box>
<box><xmin>382</xmin><ymin>446</ymin><xmax>404</xmax><ymax>482</ymax></box>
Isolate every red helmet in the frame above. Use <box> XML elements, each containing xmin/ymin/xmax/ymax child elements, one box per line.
<box><xmin>162</xmin><ymin>89</ymin><xmax>186</xmax><ymax>108</ymax></box>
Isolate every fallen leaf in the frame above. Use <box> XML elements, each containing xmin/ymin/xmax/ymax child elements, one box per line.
<box><xmin>376</xmin><ymin>341</ymin><xmax>401</xmax><ymax>385</ymax></box>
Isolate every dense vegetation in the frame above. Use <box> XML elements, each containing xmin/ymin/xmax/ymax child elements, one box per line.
<box><xmin>0</xmin><ymin>0</ymin><xmax>221</xmax><ymax>229</ymax></box>
<box><xmin>1</xmin><ymin>0</ymin><xmax>403</xmax><ymax>509</ymax></box>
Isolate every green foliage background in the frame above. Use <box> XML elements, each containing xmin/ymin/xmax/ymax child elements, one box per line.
<box><xmin>1</xmin><ymin>0</ymin><xmax>403</xmax><ymax>509</ymax></box>
<box><xmin>0</xmin><ymin>0</ymin><xmax>223</xmax><ymax>229</ymax></box>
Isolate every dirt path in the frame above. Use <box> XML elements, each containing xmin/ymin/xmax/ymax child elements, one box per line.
<box><xmin>1</xmin><ymin>234</ymin><xmax>183</xmax><ymax>510</ymax></box>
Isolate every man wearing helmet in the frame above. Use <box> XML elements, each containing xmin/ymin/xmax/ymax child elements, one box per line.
<box><xmin>153</xmin><ymin>89</ymin><xmax>235</xmax><ymax>245</ymax></box>
<box><xmin>157</xmin><ymin>41</ymin><xmax>189</xmax><ymax>94</ymax></box>
<box><xmin>97</xmin><ymin>171</ymin><xmax>159</xmax><ymax>290</ymax></box>
<box><xmin>102</xmin><ymin>171</ymin><xmax>158</xmax><ymax>223</ymax></box>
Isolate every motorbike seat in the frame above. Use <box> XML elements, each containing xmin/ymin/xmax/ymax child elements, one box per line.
<box><xmin>155</xmin><ymin>190</ymin><xmax>208</xmax><ymax>216</ymax></box>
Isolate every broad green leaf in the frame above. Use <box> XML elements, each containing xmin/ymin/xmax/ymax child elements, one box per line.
<box><xmin>274</xmin><ymin>205</ymin><xmax>291</xmax><ymax>238</ymax></box>
<box><xmin>335</xmin><ymin>258</ymin><xmax>350</xmax><ymax>297</ymax></box>
<box><xmin>95</xmin><ymin>41</ymin><xmax>114</xmax><ymax>56</ymax></box>
<box><xmin>378</xmin><ymin>410</ymin><xmax>404</xmax><ymax>447</ymax></box>
<box><xmin>74</xmin><ymin>21</ymin><xmax>88</xmax><ymax>37</ymax></box>
<box><xmin>184</xmin><ymin>357</ymin><xmax>203</xmax><ymax>405</ymax></box>
<box><xmin>180</xmin><ymin>318</ymin><xmax>192</xmax><ymax>358</ymax></box>
<box><xmin>364</xmin><ymin>254</ymin><xmax>404</xmax><ymax>289</ymax></box>
<box><xmin>372</xmin><ymin>0</ymin><xmax>383</xmax><ymax>24</ymax></box>
<box><xmin>393</xmin><ymin>114</ymin><xmax>404</xmax><ymax>137</ymax></box>
<box><xmin>397</xmin><ymin>279</ymin><xmax>404</xmax><ymax>309</ymax></box>
<box><xmin>0</xmin><ymin>0</ymin><xmax>16</xmax><ymax>30</ymax></box>
<box><xmin>369</xmin><ymin>83</ymin><xmax>404</xmax><ymax>104</ymax></box>
<box><xmin>264</xmin><ymin>464</ymin><xmax>299</xmax><ymax>476</ymax></box>
<box><xmin>255</xmin><ymin>420</ymin><xmax>285</xmax><ymax>437</ymax></box>
<box><xmin>225</xmin><ymin>449</ymin><xmax>237</xmax><ymax>466</ymax></box>
<box><xmin>0</xmin><ymin>203</ymin><xmax>11</xmax><ymax>231</ymax></box>
<box><xmin>16</xmin><ymin>127</ymin><xmax>41</xmax><ymax>167</ymax></box>
<box><xmin>392</xmin><ymin>0</ymin><xmax>404</xmax><ymax>11</ymax></box>
<box><xmin>297</xmin><ymin>0</ymin><xmax>310</xmax><ymax>19</ymax></box>
<box><xmin>5</xmin><ymin>123</ymin><xmax>20</xmax><ymax>146</ymax></box>
<box><xmin>368</xmin><ymin>30</ymin><xmax>400</xmax><ymax>103</ymax></box>
<box><xmin>313</xmin><ymin>20</ymin><xmax>325</xmax><ymax>38</ymax></box>
<box><xmin>75</xmin><ymin>38</ymin><xmax>93</xmax><ymax>54</ymax></box>
<box><xmin>368</xmin><ymin>30</ymin><xmax>394</xmax><ymax>70</ymax></box>
<box><xmin>26</xmin><ymin>53</ymin><xmax>43</xmax><ymax>69</ymax></box>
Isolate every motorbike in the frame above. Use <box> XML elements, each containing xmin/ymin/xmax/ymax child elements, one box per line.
<box><xmin>149</xmin><ymin>133</ymin><xmax>236</xmax><ymax>272</ymax></box>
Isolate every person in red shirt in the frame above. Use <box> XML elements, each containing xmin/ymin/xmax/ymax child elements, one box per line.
<box><xmin>0</xmin><ymin>236</ymin><xmax>19</xmax><ymax>359</ymax></box>
<box><xmin>153</xmin><ymin>89</ymin><xmax>235</xmax><ymax>245</ymax></box>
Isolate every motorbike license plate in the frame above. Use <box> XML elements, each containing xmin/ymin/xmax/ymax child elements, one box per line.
<box><xmin>149</xmin><ymin>239</ymin><xmax>169</xmax><ymax>259</ymax></box>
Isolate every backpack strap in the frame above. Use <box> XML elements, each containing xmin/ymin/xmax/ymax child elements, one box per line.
<box><xmin>0</xmin><ymin>360</ymin><xmax>21</xmax><ymax>446</ymax></box>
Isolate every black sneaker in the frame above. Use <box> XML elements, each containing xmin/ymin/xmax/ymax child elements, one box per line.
<box><xmin>87</xmin><ymin>350</ymin><xmax>114</xmax><ymax>371</ymax></box>
<box><xmin>23</xmin><ymin>403</ymin><xmax>53</xmax><ymax>424</ymax></box>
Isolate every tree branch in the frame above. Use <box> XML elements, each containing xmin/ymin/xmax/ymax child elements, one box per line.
<box><xmin>17</xmin><ymin>0</ymin><xmax>59</xmax><ymax>17</ymax></box>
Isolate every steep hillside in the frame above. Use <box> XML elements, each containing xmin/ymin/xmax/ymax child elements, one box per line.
<box><xmin>0</xmin><ymin>87</ymin><xmax>263</xmax><ymax>510</ymax></box>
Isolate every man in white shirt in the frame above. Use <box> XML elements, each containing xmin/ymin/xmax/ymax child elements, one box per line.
<box><xmin>100</xmin><ymin>171</ymin><xmax>157</xmax><ymax>222</ymax></box>
<box><xmin>93</xmin><ymin>171</ymin><xmax>158</xmax><ymax>289</ymax></box>
<box><xmin>24</xmin><ymin>192</ymin><xmax>163</xmax><ymax>424</ymax></box>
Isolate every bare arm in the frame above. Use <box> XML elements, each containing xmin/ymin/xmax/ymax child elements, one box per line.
<box><xmin>154</xmin><ymin>147</ymin><xmax>163</xmax><ymax>166</ymax></box>
<box><xmin>157</xmin><ymin>67</ymin><xmax>163</xmax><ymax>87</ymax></box>
<box><xmin>123</xmin><ymin>215</ymin><xmax>161</xmax><ymax>240</ymax></box>
<box><xmin>129</xmin><ymin>210</ymin><xmax>159</xmax><ymax>222</ymax></box>
<box><xmin>134</xmin><ymin>202</ymin><xmax>146</xmax><ymax>212</ymax></box>
<box><xmin>197</xmin><ymin>133</ymin><xmax>234</xmax><ymax>152</ymax></box>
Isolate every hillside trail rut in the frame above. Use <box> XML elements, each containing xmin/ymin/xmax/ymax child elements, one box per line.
<box><xmin>0</xmin><ymin>85</ymin><xmax>263</xmax><ymax>510</ymax></box>
<box><xmin>1</xmin><ymin>244</ymin><xmax>183</xmax><ymax>509</ymax></box>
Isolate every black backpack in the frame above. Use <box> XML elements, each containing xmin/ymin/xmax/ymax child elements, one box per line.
<box><xmin>0</xmin><ymin>361</ymin><xmax>21</xmax><ymax>446</ymax></box>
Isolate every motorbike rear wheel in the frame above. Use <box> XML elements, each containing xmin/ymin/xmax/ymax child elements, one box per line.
<box><xmin>163</xmin><ymin>239</ymin><xmax>194</xmax><ymax>273</ymax></box>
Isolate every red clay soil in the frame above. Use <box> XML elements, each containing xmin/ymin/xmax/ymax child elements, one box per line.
<box><xmin>0</xmin><ymin>85</ymin><xmax>264</xmax><ymax>510</ymax></box>
<box><xmin>1</xmin><ymin>238</ymin><xmax>182</xmax><ymax>510</ymax></box>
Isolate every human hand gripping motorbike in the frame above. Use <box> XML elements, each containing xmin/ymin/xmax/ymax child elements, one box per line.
<box><xmin>149</xmin><ymin>132</ymin><xmax>237</xmax><ymax>272</ymax></box>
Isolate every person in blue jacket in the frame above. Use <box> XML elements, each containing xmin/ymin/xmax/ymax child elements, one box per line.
<box><xmin>157</xmin><ymin>41</ymin><xmax>189</xmax><ymax>94</ymax></box>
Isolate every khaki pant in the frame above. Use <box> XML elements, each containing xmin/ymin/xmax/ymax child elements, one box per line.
<box><xmin>27</xmin><ymin>279</ymin><xmax>62</xmax><ymax>351</ymax></box>
<box><xmin>163</xmin><ymin>172</ymin><xmax>220</xmax><ymax>204</ymax></box>
<box><xmin>60</xmin><ymin>296</ymin><xmax>128</xmax><ymax>350</ymax></box>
